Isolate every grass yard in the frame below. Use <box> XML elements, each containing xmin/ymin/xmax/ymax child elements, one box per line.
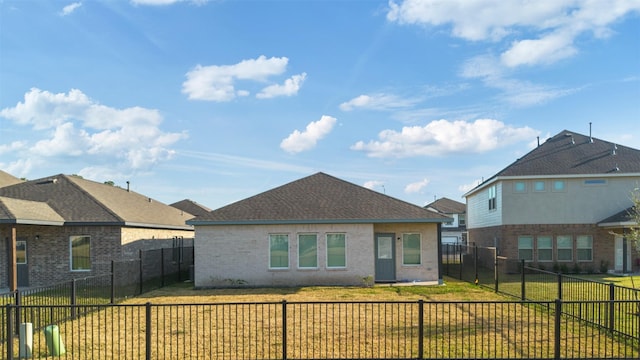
<box><xmin>5</xmin><ymin>277</ymin><xmax>638</xmax><ymax>359</ymax></box>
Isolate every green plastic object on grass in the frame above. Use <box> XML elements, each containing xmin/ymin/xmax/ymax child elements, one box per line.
<box><xmin>44</xmin><ymin>325</ymin><xmax>66</xmax><ymax>356</ymax></box>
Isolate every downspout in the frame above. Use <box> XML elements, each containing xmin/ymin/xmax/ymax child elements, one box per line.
<box><xmin>9</xmin><ymin>225</ymin><xmax>17</xmax><ymax>291</ymax></box>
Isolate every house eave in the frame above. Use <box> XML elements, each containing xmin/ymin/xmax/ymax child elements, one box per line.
<box><xmin>597</xmin><ymin>221</ymin><xmax>637</xmax><ymax>228</ymax></box>
<box><xmin>62</xmin><ymin>221</ymin><xmax>193</xmax><ymax>230</ymax></box>
<box><xmin>188</xmin><ymin>218</ymin><xmax>451</xmax><ymax>226</ymax></box>
<box><xmin>0</xmin><ymin>219</ymin><xmax>65</xmax><ymax>226</ymax></box>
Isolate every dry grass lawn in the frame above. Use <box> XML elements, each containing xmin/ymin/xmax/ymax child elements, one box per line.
<box><xmin>8</xmin><ymin>278</ymin><xmax>639</xmax><ymax>359</ymax></box>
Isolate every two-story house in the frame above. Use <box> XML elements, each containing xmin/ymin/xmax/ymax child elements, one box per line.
<box><xmin>425</xmin><ymin>197</ymin><xmax>467</xmax><ymax>246</ymax></box>
<box><xmin>464</xmin><ymin>130</ymin><xmax>640</xmax><ymax>273</ymax></box>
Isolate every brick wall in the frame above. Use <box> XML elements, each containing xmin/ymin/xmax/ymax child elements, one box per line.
<box><xmin>1</xmin><ymin>224</ymin><xmax>194</xmax><ymax>288</ymax></box>
<box><xmin>469</xmin><ymin>224</ymin><xmax>637</xmax><ymax>273</ymax></box>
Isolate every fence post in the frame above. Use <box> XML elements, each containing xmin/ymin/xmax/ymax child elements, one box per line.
<box><xmin>494</xmin><ymin>249</ymin><xmax>499</xmax><ymax>293</ymax></box>
<box><xmin>520</xmin><ymin>259</ymin><xmax>526</xmax><ymax>301</ymax></box>
<box><xmin>554</xmin><ymin>299</ymin><xmax>562</xmax><ymax>360</ymax></box>
<box><xmin>71</xmin><ymin>279</ymin><xmax>77</xmax><ymax>318</ymax></box>
<box><xmin>474</xmin><ymin>244</ymin><xmax>478</xmax><ymax>285</ymax></box>
<box><xmin>139</xmin><ymin>250</ymin><xmax>144</xmax><ymax>295</ymax></box>
<box><xmin>282</xmin><ymin>300</ymin><xmax>287</xmax><ymax>360</ymax></box>
<box><xmin>459</xmin><ymin>244</ymin><xmax>463</xmax><ymax>280</ymax></box>
<box><xmin>110</xmin><ymin>260</ymin><xmax>116</xmax><ymax>304</ymax></box>
<box><xmin>14</xmin><ymin>290</ymin><xmax>21</xmax><ymax>336</ymax></box>
<box><xmin>418</xmin><ymin>300</ymin><xmax>424</xmax><ymax>359</ymax></box>
<box><xmin>145</xmin><ymin>302</ymin><xmax>152</xmax><ymax>360</ymax></box>
<box><xmin>557</xmin><ymin>273</ymin><xmax>563</xmax><ymax>300</ymax></box>
<box><xmin>608</xmin><ymin>282</ymin><xmax>615</xmax><ymax>333</ymax></box>
<box><xmin>7</xmin><ymin>304</ymin><xmax>14</xmax><ymax>360</ymax></box>
<box><xmin>161</xmin><ymin>249</ymin><xmax>165</xmax><ymax>288</ymax></box>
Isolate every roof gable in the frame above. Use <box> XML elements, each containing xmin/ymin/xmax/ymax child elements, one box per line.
<box><xmin>170</xmin><ymin>199</ymin><xmax>212</xmax><ymax>218</ymax></box>
<box><xmin>0</xmin><ymin>175</ymin><xmax>193</xmax><ymax>229</ymax></box>
<box><xmin>0</xmin><ymin>170</ymin><xmax>23</xmax><ymax>188</ymax></box>
<box><xmin>191</xmin><ymin>172</ymin><xmax>449</xmax><ymax>225</ymax></box>
<box><xmin>425</xmin><ymin>197</ymin><xmax>465</xmax><ymax>214</ymax></box>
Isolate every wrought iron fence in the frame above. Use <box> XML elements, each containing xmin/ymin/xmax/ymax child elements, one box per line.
<box><xmin>443</xmin><ymin>244</ymin><xmax>640</xmax><ymax>341</ymax></box>
<box><xmin>2</xmin><ymin>299</ymin><xmax>638</xmax><ymax>359</ymax></box>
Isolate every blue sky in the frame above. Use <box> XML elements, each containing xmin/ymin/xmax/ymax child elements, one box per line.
<box><xmin>1</xmin><ymin>0</ymin><xmax>639</xmax><ymax>210</ymax></box>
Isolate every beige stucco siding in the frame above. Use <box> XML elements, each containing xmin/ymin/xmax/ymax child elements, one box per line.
<box><xmin>374</xmin><ymin>223</ymin><xmax>440</xmax><ymax>282</ymax></box>
<box><xmin>195</xmin><ymin>223</ymin><xmax>375</xmax><ymax>287</ymax></box>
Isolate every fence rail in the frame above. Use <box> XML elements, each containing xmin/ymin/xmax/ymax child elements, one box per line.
<box><xmin>443</xmin><ymin>244</ymin><xmax>640</xmax><ymax>341</ymax></box>
<box><xmin>2</xmin><ymin>299</ymin><xmax>639</xmax><ymax>359</ymax></box>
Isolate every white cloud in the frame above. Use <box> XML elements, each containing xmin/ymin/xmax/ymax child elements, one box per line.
<box><xmin>0</xmin><ymin>141</ymin><xmax>27</xmax><ymax>155</ymax></box>
<box><xmin>387</xmin><ymin>0</ymin><xmax>640</xmax><ymax>67</ymax></box>
<box><xmin>183</xmin><ymin>55</ymin><xmax>303</xmax><ymax>101</ymax></box>
<box><xmin>60</xmin><ymin>2</ymin><xmax>82</xmax><ymax>16</ymax></box>
<box><xmin>0</xmin><ymin>88</ymin><xmax>188</xmax><ymax>175</ymax></box>
<box><xmin>405</xmin><ymin>178</ymin><xmax>430</xmax><ymax>194</ymax></box>
<box><xmin>351</xmin><ymin>119</ymin><xmax>538</xmax><ymax>158</ymax></box>
<box><xmin>339</xmin><ymin>93</ymin><xmax>421</xmax><ymax>111</ymax></box>
<box><xmin>363</xmin><ymin>180</ymin><xmax>385</xmax><ymax>190</ymax></box>
<box><xmin>257</xmin><ymin>72</ymin><xmax>307</xmax><ymax>99</ymax></box>
<box><xmin>280</xmin><ymin>115</ymin><xmax>337</xmax><ymax>154</ymax></box>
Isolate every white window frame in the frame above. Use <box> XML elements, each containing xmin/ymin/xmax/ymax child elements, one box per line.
<box><xmin>576</xmin><ymin>235</ymin><xmax>593</xmax><ymax>262</ymax></box>
<box><xmin>297</xmin><ymin>233</ymin><xmax>318</xmax><ymax>269</ymax></box>
<box><xmin>488</xmin><ymin>185</ymin><xmax>497</xmax><ymax>210</ymax></box>
<box><xmin>16</xmin><ymin>240</ymin><xmax>27</xmax><ymax>265</ymax></box>
<box><xmin>326</xmin><ymin>233</ymin><xmax>347</xmax><ymax>269</ymax></box>
<box><xmin>556</xmin><ymin>235</ymin><xmax>573</xmax><ymax>262</ymax></box>
<box><xmin>402</xmin><ymin>233</ymin><xmax>422</xmax><ymax>266</ymax></box>
<box><xmin>514</xmin><ymin>181</ymin><xmax>527</xmax><ymax>193</ymax></box>
<box><xmin>518</xmin><ymin>236</ymin><xmax>533</xmax><ymax>262</ymax></box>
<box><xmin>269</xmin><ymin>234</ymin><xmax>289</xmax><ymax>269</ymax></box>
<box><xmin>537</xmin><ymin>236</ymin><xmax>553</xmax><ymax>262</ymax></box>
<box><xmin>70</xmin><ymin>235</ymin><xmax>91</xmax><ymax>271</ymax></box>
<box><xmin>552</xmin><ymin>180</ymin><xmax>566</xmax><ymax>192</ymax></box>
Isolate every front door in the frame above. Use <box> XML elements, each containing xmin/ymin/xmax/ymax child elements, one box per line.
<box><xmin>375</xmin><ymin>233</ymin><xmax>395</xmax><ymax>282</ymax></box>
<box><xmin>16</xmin><ymin>239</ymin><xmax>29</xmax><ymax>287</ymax></box>
<box><xmin>614</xmin><ymin>235</ymin><xmax>631</xmax><ymax>273</ymax></box>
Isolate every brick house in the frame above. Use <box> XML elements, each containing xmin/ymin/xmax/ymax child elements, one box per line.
<box><xmin>188</xmin><ymin>172</ymin><xmax>450</xmax><ymax>287</ymax></box>
<box><xmin>464</xmin><ymin>130</ymin><xmax>640</xmax><ymax>273</ymax></box>
<box><xmin>0</xmin><ymin>174</ymin><xmax>194</xmax><ymax>290</ymax></box>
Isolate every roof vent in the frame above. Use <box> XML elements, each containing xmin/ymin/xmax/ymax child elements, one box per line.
<box><xmin>589</xmin><ymin>122</ymin><xmax>593</xmax><ymax>143</ymax></box>
<box><xmin>148</xmin><ymin>198</ymin><xmax>152</xmax><ymax>203</ymax></box>
<box><xmin>614</xmin><ymin>163</ymin><xmax>620</xmax><ymax>172</ymax></box>
<box><xmin>571</xmin><ymin>136</ymin><xmax>575</xmax><ymax>145</ymax></box>
<box><xmin>612</xmin><ymin>144</ymin><xmax>617</xmax><ymax>155</ymax></box>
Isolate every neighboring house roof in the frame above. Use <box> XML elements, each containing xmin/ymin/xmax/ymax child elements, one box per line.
<box><xmin>598</xmin><ymin>206</ymin><xmax>638</xmax><ymax>228</ymax></box>
<box><xmin>465</xmin><ymin>129</ymin><xmax>640</xmax><ymax>196</ymax></box>
<box><xmin>425</xmin><ymin>197</ymin><xmax>465</xmax><ymax>214</ymax></box>
<box><xmin>0</xmin><ymin>174</ymin><xmax>193</xmax><ymax>229</ymax></box>
<box><xmin>0</xmin><ymin>170</ymin><xmax>23</xmax><ymax>188</ymax></box>
<box><xmin>189</xmin><ymin>172</ymin><xmax>450</xmax><ymax>225</ymax></box>
<box><xmin>0</xmin><ymin>196</ymin><xmax>65</xmax><ymax>225</ymax></box>
<box><xmin>170</xmin><ymin>199</ymin><xmax>212</xmax><ymax>218</ymax></box>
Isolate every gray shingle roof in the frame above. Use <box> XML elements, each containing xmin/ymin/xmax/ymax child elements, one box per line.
<box><xmin>190</xmin><ymin>172</ymin><xmax>449</xmax><ymax>225</ymax></box>
<box><xmin>598</xmin><ymin>206</ymin><xmax>637</xmax><ymax>227</ymax></box>
<box><xmin>425</xmin><ymin>197</ymin><xmax>465</xmax><ymax>214</ymax></box>
<box><xmin>0</xmin><ymin>170</ymin><xmax>23</xmax><ymax>188</ymax></box>
<box><xmin>170</xmin><ymin>199</ymin><xmax>212</xmax><ymax>218</ymax></box>
<box><xmin>0</xmin><ymin>175</ymin><xmax>193</xmax><ymax>229</ymax></box>
<box><xmin>0</xmin><ymin>196</ymin><xmax>65</xmax><ymax>225</ymax></box>
<box><xmin>497</xmin><ymin>130</ymin><xmax>640</xmax><ymax>177</ymax></box>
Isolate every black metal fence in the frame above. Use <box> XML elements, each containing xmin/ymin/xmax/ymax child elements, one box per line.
<box><xmin>0</xmin><ymin>246</ymin><xmax>194</xmax><ymax>345</ymax></box>
<box><xmin>2</xmin><ymin>299</ymin><xmax>638</xmax><ymax>359</ymax></box>
<box><xmin>443</xmin><ymin>244</ymin><xmax>640</xmax><ymax>341</ymax></box>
